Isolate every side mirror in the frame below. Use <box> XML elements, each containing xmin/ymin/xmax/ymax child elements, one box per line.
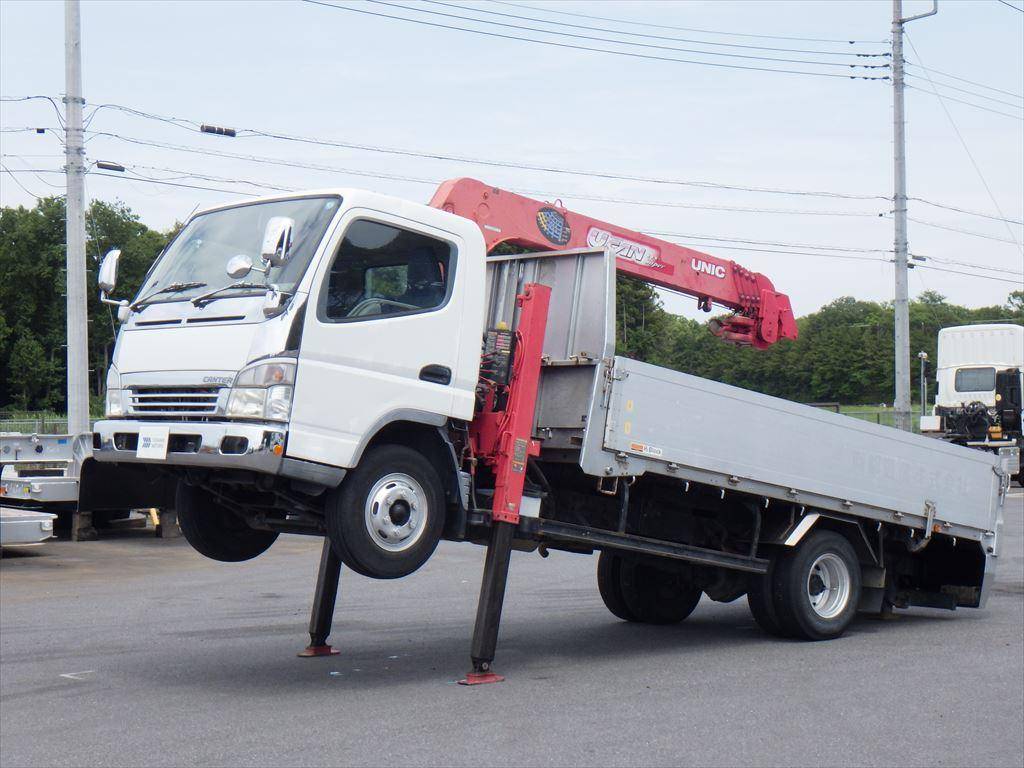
<box><xmin>226</xmin><ymin>254</ymin><xmax>254</xmax><ymax>279</ymax></box>
<box><xmin>97</xmin><ymin>249</ymin><xmax>122</xmax><ymax>293</ymax></box>
<box><xmin>260</xmin><ymin>217</ymin><xmax>294</xmax><ymax>267</ymax></box>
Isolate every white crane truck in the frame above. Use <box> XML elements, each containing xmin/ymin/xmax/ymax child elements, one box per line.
<box><xmin>91</xmin><ymin>180</ymin><xmax>1009</xmax><ymax>683</ymax></box>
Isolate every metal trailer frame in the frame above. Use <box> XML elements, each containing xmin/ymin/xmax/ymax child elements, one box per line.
<box><xmin>0</xmin><ymin>432</ymin><xmax>178</xmax><ymax>540</ymax></box>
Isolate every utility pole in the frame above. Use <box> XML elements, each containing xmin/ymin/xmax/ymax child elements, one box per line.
<box><xmin>891</xmin><ymin>0</ymin><xmax>937</xmax><ymax>432</ymax></box>
<box><xmin>64</xmin><ymin>0</ymin><xmax>89</xmax><ymax>436</ymax></box>
<box><xmin>918</xmin><ymin>351</ymin><xmax>929</xmax><ymax>416</ymax></box>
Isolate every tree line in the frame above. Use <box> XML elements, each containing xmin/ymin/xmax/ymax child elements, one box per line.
<box><xmin>1</xmin><ymin>196</ymin><xmax>1021</xmax><ymax>412</ymax></box>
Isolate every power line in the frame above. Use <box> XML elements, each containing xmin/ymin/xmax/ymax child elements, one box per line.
<box><xmin>44</xmin><ymin>104</ymin><xmax>1024</xmax><ymax>230</ymax></box>
<box><xmin>917</xmin><ymin>264</ymin><xmax>1023</xmax><ymax>284</ymax></box>
<box><xmin>904</xmin><ymin>73</ymin><xmax>1024</xmax><ymax>110</ymax></box>
<box><xmin>300</xmin><ymin>0</ymin><xmax>889</xmax><ymax>80</ymax></box>
<box><xmin>0</xmin><ymin>154</ymin><xmax>65</xmax><ymax>189</ymax></box>
<box><xmin>898</xmin><ymin>214</ymin><xmax>1023</xmax><ymax>244</ymax></box>
<box><xmin>905</xmin><ymin>33</ymin><xmax>1023</xmax><ymax>255</ymax></box>
<box><xmin>0</xmin><ymin>95</ymin><xmax>66</xmax><ymax>128</ymax></box>
<box><xmin>903</xmin><ymin>61</ymin><xmax>1023</xmax><ymax>100</ymax></box>
<box><xmin>924</xmin><ymin>254</ymin><xmax>1024</xmax><ymax>276</ymax></box>
<box><xmin>910</xmin><ymin>197</ymin><xmax>1024</xmax><ymax>226</ymax></box>
<box><xmin>7</xmin><ymin>165</ymin><xmax>1017</xmax><ymax>286</ymax></box>
<box><xmin>995</xmin><ymin>0</ymin><xmax>1024</xmax><ymax>13</ymax></box>
<box><xmin>489</xmin><ymin>1</ymin><xmax>889</xmax><ymax>45</ymax></box>
<box><xmin>422</xmin><ymin>0</ymin><xmax>890</xmax><ymax>57</ymax></box>
<box><xmin>85</xmin><ymin>115</ymin><xmax>891</xmax><ymax>200</ymax></box>
<box><xmin>646</xmin><ymin>229</ymin><xmax>894</xmax><ymax>253</ymax></box>
<box><xmin>366</xmin><ymin>0</ymin><xmax>889</xmax><ymax>69</ymax></box>
<box><xmin>85</xmin><ymin>128</ymin><xmax>888</xmax><ymax>218</ymax></box>
<box><xmin>127</xmin><ymin>163</ymin><xmax>296</xmax><ymax>192</ymax></box>
<box><xmin>91</xmin><ymin>171</ymin><xmax>255</xmax><ymax>196</ymax></box>
<box><xmin>905</xmin><ymin>83</ymin><xmax>1024</xmax><ymax>121</ymax></box>
<box><xmin>0</xmin><ymin>162</ymin><xmax>48</xmax><ymax>198</ymax></box>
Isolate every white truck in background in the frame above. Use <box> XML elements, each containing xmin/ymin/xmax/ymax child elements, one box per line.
<box><xmin>87</xmin><ymin>182</ymin><xmax>1009</xmax><ymax>680</ymax></box>
<box><xmin>921</xmin><ymin>323</ymin><xmax>1023</xmax><ymax>482</ymax></box>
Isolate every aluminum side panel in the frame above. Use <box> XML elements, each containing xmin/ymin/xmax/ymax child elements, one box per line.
<box><xmin>584</xmin><ymin>357</ymin><xmax>1002</xmax><ymax>536</ymax></box>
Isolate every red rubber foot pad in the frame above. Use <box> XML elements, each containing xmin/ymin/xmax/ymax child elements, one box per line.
<box><xmin>458</xmin><ymin>671</ymin><xmax>505</xmax><ymax>685</ymax></box>
<box><xmin>297</xmin><ymin>645</ymin><xmax>340</xmax><ymax>657</ymax></box>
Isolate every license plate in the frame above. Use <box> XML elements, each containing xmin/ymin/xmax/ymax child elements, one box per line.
<box><xmin>137</xmin><ymin>426</ymin><xmax>170</xmax><ymax>460</ymax></box>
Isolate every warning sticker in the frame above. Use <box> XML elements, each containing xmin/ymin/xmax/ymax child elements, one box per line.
<box><xmin>512</xmin><ymin>437</ymin><xmax>528</xmax><ymax>473</ymax></box>
<box><xmin>629</xmin><ymin>441</ymin><xmax>663</xmax><ymax>458</ymax></box>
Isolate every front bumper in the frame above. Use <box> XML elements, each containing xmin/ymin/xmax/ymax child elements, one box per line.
<box><xmin>93</xmin><ymin>418</ymin><xmax>286</xmax><ymax>474</ymax></box>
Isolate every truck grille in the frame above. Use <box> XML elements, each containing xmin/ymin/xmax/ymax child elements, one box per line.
<box><xmin>128</xmin><ymin>386</ymin><xmax>223</xmax><ymax>418</ymax></box>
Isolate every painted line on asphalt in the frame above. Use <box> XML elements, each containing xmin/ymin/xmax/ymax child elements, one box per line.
<box><xmin>58</xmin><ymin>670</ymin><xmax>94</xmax><ymax>681</ymax></box>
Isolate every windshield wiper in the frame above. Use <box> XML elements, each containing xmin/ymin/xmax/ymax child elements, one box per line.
<box><xmin>131</xmin><ymin>281</ymin><xmax>207</xmax><ymax>310</ymax></box>
<box><xmin>191</xmin><ymin>281</ymin><xmax>267</xmax><ymax>307</ymax></box>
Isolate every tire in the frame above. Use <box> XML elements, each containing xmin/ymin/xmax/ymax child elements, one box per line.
<box><xmin>597</xmin><ymin>550</ymin><xmax>639</xmax><ymax>621</ymax></box>
<box><xmin>618</xmin><ymin>556</ymin><xmax>702</xmax><ymax>625</ymax></box>
<box><xmin>747</xmin><ymin>554</ymin><xmax>790</xmax><ymax>638</ymax></box>
<box><xmin>326</xmin><ymin>444</ymin><xmax>445</xmax><ymax>580</ymax></box>
<box><xmin>175</xmin><ymin>482</ymin><xmax>278</xmax><ymax>562</ymax></box>
<box><xmin>772</xmin><ymin>530</ymin><xmax>861</xmax><ymax>641</ymax></box>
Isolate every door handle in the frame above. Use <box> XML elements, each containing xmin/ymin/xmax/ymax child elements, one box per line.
<box><xmin>419</xmin><ymin>364</ymin><xmax>452</xmax><ymax>385</ymax></box>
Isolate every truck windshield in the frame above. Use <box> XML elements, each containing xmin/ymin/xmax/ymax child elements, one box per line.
<box><xmin>136</xmin><ymin>196</ymin><xmax>339</xmax><ymax>305</ymax></box>
<box><xmin>955</xmin><ymin>367</ymin><xmax>996</xmax><ymax>392</ymax></box>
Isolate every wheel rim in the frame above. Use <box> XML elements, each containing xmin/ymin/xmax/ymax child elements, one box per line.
<box><xmin>806</xmin><ymin>552</ymin><xmax>851</xmax><ymax>619</ymax></box>
<box><xmin>363</xmin><ymin>473</ymin><xmax>428</xmax><ymax>553</ymax></box>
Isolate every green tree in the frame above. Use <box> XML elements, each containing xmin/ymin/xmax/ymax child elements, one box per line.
<box><xmin>0</xmin><ymin>197</ymin><xmax>169</xmax><ymax>411</ymax></box>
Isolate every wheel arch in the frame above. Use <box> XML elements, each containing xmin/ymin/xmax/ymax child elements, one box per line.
<box><xmin>782</xmin><ymin>511</ymin><xmax>880</xmax><ymax>567</ymax></box>
<box><xmin>357</xmin><ymin>417</ymin><xmax>467</xmax><ymax>538</ymax></box>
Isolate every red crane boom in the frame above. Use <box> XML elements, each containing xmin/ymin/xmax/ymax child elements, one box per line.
<box><xmin>430</xmin><ymin>178</ymin><xmax>798</xmax><ymax>349</ymax></box>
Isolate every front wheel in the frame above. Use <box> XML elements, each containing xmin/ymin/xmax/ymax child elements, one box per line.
<box><xmin>326</xmin><ymin>445</ymin><xmax>445</xmax><ymax>579</ymax></box>
<box><xmin>175</xmin><ymin>482</ymin><xmax>278</xmax><ymax>562</ymax></box>
<box><xmin>772</xmin><ymin>530</ymin><xmax>861</xmax><ymax>641</ymax></box>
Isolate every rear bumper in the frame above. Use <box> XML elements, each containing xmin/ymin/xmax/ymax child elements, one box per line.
<box><xmin>0</xmin><ymin>508</ymin><xmax>57</xmax><ymax>545</ymax></box>
<box><xmin>92</xmin><ymin>418</ymin><xmax>286</xmax><ymax>474</ymax></box>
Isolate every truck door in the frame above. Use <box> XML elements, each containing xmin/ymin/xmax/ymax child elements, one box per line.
<box><xmin>996</xmin><ymin>368</ymin><xmax>1022</xmax><ymax>434</ymax></box>
<box><xmin>287</xmin><ymin>211</ymin><xmax>467</xmax><ymax>468</ymax></box>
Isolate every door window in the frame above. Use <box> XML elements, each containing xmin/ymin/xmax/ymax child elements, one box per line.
<box><xmin>321</xmin><ymin>219</ymin><xmax>454</xmax><ymax>321</ymax></box>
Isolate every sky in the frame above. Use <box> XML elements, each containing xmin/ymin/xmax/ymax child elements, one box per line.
<box><xmin>1</xmin><ymin>0</ymin><xmax>1022</xmax><ymax>320</ymax></box>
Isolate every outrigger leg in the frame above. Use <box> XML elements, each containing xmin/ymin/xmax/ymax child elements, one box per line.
<box><xmin>298</xmin><ymin>538</ymin><xmax>342</xmax><ymax>657</ymax></box>
<box><xmin>460</xmin><ymin>521</ymin><xmax>515</xmax><ymax>685</ymax></box>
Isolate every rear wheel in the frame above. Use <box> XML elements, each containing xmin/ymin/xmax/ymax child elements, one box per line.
<box><xmin>598</xmin><ymin>552</ymin><xmax>701</xmax><ymax>625</ymax></box>
<box><xmin>326</xmin><ymin>444</ymin><xmax>445</xmax><ymax>579</ymax></box>
<box><xmin>772</xmin><ymin>530</ymin><xmax>861</xmax><ymax>640</ymax></box>
<box><xmin>175</xmin><ymin>482</ymin><xmax>277</xmax><ymax>562</ymax></box>
<box><xmin>597</xmin><ymin>550</ymin><xmax>638</xmax><ymax>622</ymax></box>
<box><xmin>747</xmin><ymin>553</ymin><xmax>790</xmax><ymax>638</ymax></box>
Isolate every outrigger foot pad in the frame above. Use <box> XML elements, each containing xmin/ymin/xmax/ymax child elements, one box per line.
<box><xmin>297</xmin><ymin>645</ymin><xmax>340</xmax><ymax>657</ymax></box>
<box><xmin>459</xmin><ymin>671</ymin><xmax>505</xmax><ymax>685</ymax></box>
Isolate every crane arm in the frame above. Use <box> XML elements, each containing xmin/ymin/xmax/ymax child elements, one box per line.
<box><xmin>430</xmin><ymin>178</ymin><xmax>798</xmax><ymax>349</ymax></box>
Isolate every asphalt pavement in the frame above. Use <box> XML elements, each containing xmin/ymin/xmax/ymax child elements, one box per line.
<box><xmin>2</xmin><ymin>492</ymin><xmax>1022</xmax><ymax>768</ymax></box>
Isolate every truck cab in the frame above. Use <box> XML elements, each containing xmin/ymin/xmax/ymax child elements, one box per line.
<box><xmin>922</xmin><ymin>323</ymin><xmax>1023</xmax><ymax>478</ymax></box>
<box><xmin>93</xmin><ymin>189</ymin><xmax>486</xmax><ymax>573</ymax></box>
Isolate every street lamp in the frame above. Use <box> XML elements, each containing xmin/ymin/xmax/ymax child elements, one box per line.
<box><xmin>918</xmin><ymin>351</ymin><xmax>929</xmax><ymax>416</ymax></box>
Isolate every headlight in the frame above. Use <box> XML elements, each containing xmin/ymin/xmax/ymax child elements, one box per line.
<box><xmin>226</xmin><ymin>387</ymin><xmax>267</xmax><ymax>419</ymax></box>
<box><xmin>234</xmin><ymin>362</ymin><xmax>295</xmax><ymax>387</ymax></box>
<box><xmin>225</xmin><ymin>362</ymin><xmax>295</xmax><ymax>422</ymax></box>
<box><xmin>105</xmin><ymin>388</ymin><xmax>125</xmax><ymax>417</ymax></box>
